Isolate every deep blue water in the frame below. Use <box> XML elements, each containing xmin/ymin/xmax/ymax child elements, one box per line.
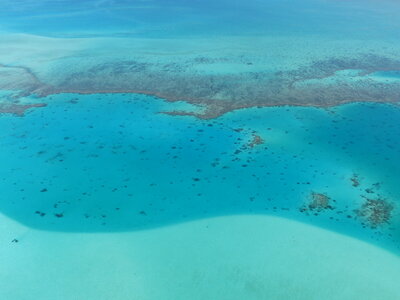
<box><xmin>2</xmin><ymin>0</ymin><xmax>400</xmax><ymax>39</ymax></box>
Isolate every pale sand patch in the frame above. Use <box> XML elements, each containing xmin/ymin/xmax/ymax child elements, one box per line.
<box><xmin>0</xmin><ymin>214</ymin><xmax>399</xmax><ymax>300</ymax></box>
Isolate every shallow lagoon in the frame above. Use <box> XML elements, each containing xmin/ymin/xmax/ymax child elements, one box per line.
<box><xmin>0</xmin><ymin>93</ymin><xmax>398</xmax><ymax>250</ymax></box>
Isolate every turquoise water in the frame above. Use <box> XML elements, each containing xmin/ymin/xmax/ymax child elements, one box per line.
<box><xmin>1</xmin><ymin>93</ymin><xmax>399</xmax><ymax>249</ymax></box>
<box><xmin>1</xmin><ymin>0</ymin><xmax>400</xmax><ymax>299</ymax></box>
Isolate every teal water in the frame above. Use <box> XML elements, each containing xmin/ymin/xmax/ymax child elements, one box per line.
<box><xmin>1</xmin><ymin>0</ymin><xmax>400</xmax><ymax>299</ymax></box>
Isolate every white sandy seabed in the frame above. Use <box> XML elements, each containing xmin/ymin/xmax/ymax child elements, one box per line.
<box><xmin>0</xmin><ymin>213</ymin><xmax>399</xmax><ymax>300</ymax></box>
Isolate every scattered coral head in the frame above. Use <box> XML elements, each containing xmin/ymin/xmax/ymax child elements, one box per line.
<box><xmin>300</xmin><ymin>192</ymin><xmax>334</xmax><ymax>213</ymax></box>
<box><xmin>356</xmin><ymin>198</ymin><xmax>394</xmax><ymax>228</ymax></box>
<box><xmin>350</xmin><ymin>173</ymin><xmax>360</xmax><ymax>187</ymax></box>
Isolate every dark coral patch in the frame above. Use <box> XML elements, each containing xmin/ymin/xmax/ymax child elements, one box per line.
<box><xmin>356</xmin><ymin>198</ymin><xmax>394</xmax><ymax>228</ymax></box>
<box><xmin>300</xmin><ymin>192</ymin><xmax>335</xmax><ymax>213</ymax></box>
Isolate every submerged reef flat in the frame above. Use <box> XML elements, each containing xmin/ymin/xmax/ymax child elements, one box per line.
<box><xmin>2</xmin><ymin>35</ymin><xmax>400</xmax><ymax>118</ymax></box>
<box><xmin>0</xmin><ymin>102</ymin><xmax>47</xmax><ymax>116</ymax></box>
<box><xmin>0</xmin><ymin>64</ymin><xmax>45</xmax><ymax>93</ymax></box>
<box><xmin>53</xmin><ymin>53</ymin><xmax>400</xmax><ymax>111</ymax></box>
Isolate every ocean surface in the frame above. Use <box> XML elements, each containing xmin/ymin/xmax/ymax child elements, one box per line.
<box><xmin>1</xmin><ymin>1</ymin><xmax>400</xmax><ymax>299</ymax></box>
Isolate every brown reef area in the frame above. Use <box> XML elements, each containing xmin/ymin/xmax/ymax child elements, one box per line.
<box><xmin>2</xmin><ymin>53</ymin><xmax>400</xmax><ymax>118</ymax></box>
<box><xmin>0</xmin><ymin>102</ymin><xmax>47</xmax><ymax>116</ymax></box>
<box><xmin>300</xmin><ymin>192</ymin><xmax>335</xmax><ymax>214</ymax></box>
<box><xmin>355</xmin><ymin>198</ymin><xmax>394</xmax><ymax>228</ymax></box>
<box><xmin>248</xmin><ymin>134</ymin><xmax>264</xmax><ymax>148</ymax></box>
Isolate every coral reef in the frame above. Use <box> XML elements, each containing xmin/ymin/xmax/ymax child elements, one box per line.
<box><xmin>356</xmin><ymin>198</ymin><xmax>394</xmax><ymax>228</ymax></box>
<box><xmin>0</xmin><ymin>102</ymin><xmax>46</xmax><ymax>116</ymax></box>
<box><xmin>247</xmin><ymin>134</ymin><xmax>264</xmax><ymax>148</ymax></box>
<box><xmin>300</xmin><ymin>192</ymin><xmax>335</xmax><ymax>213</ymax></box>
<box><xmin>350</xmin><ymin>174</ymin><xmax>360</xmax><ymax>187</ymax></box>
<box><xmin>3</xmin><ymin>53</ymin><xmax>400</xmax><ymax>118</ymax></box>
